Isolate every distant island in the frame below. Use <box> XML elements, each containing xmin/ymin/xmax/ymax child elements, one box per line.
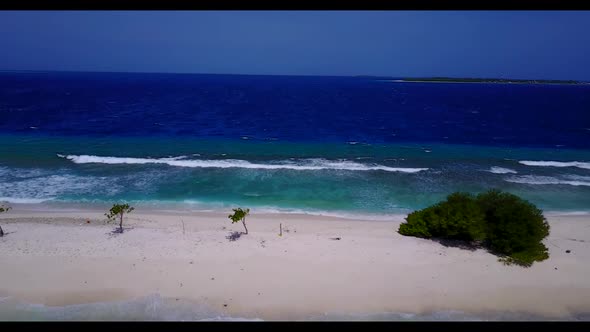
<box><xmin>398</xmin><ymin>77</ymin><xmax>586</xmax><ymax>85</ymax></box>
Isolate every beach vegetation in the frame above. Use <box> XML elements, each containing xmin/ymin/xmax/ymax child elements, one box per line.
<box><xmin>399</xmin><ymin>192</ymin><xmax>486</xmax><ymax>241</ymax></box>
<box><xmin>228</xmin><ymin>207</ymin><xmax>250</xmax><ymax>234</ymax></box>
<box><xmin>398</xmin><ymin>190</ymin><xmax>550</xmax><ymax>267</ymax></box>
<box><xmin>105</xmin><ymin>203</ymin><xmax>135</xmax><ymax>233</ymax></box>
<box><xmin>0</xmin><ymin>204</ymin><xmax>10</xmax><ymax>237</ymax></box>
<box><xmin>476</xmin><ymin>190</ymin><xmax>550</xmax><ymax>266</ymax></box>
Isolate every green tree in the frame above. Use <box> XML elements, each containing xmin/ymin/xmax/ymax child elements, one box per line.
<box><xmin>0</xmin><ymin>204</ymin><xmax>10</xmax><ymax>237</ymax></box>
<box><xmin>105</xmin><ymin>203</ymin><xmax>135</xmax><ymax>233</ymax></box>
<box><xmin>399</xmin><ymin>192</ymin><xmax>486</xmax><ymax>241</ymax></box>
<box><xmin>398</xmin><ymin>190</ymin><xmax>550</xmax><ymax>267</ymax></box>
<box><xmin>228</xmin><ymin>208</ymin><xmax>250</xmax><ymax>234</ymax></box>
<box><xmin>476</xmin><ymin>190</ymin><xmax>550</xmax><ymax>266</ymax></box>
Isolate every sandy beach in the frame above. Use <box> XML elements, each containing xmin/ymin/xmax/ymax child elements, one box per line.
<box><xmin>1</xmin><ymin>205</ymin><xmax>590</xmax><ymax>320</ymax></box>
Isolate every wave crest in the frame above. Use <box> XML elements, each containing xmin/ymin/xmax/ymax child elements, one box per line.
<box><xmin>488</xmin><ymin>167</ymin><xmax>517</xmax><ymax>174</ymax></box>
<box><xmin>519</xmin><ymin>160</ymin><xmax>590</xmax><ymax>170</ymax></box>
<box><xmin>505</xmin><ymin>175</ymin><xmax>590</xmax><ymax>187</ymax></box>
<box><xmin>58</xmin><ymin>155</ymin><xmax>428</xmax><ymax>173</ymax></box>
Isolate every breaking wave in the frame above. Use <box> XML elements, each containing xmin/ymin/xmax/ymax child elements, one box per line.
<box><xmin>519</xmin><ymin>160</ymin><xmax>590</xmax><ymax>170</ymax></box>
<box><xmin>488</xmin><ymin>167</ymin><xmax>517</xmax><ymax>174</ymax></box>
<box><xmin>57</xmin><ymin>154</ymin><xmax>428</xmax><ymax>173</ymax></box>
<box><xmin>505</xmin><ymin>175</ymin><xmax>590</xmax><ymax>187</ymax></box>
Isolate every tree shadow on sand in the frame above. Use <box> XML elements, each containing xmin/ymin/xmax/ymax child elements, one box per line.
<box><xmin>0</xmin><ymin>230</ymin><xmax>16</xmax><ymax>237</ymax></box>
<box><xmin>431</xmin><ymin>238</ymin><xmax>484</xmax><ymax>252</ymax></box>
<box><xmin>226</xmin><ymin>231</ymin><xmax>244</xmax><ymax>242</ymax></box>
<box><xmin>430</xmin><ymin>238</ymin><xmax>526</xmax><ymax>266</ymax></box>
<box><xmin>106</xmin><ymin>227</ymin><xmax>134</xmax><ymax>237</ymax></box>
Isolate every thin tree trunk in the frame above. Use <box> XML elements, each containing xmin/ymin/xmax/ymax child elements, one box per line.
<box><xmin>120</xmin><ymin>212</ymin><xmax>124</xmax><ymax>233</ymax></box>
<box><xmin>242</xmin><ymin>218</ymin><xmax>248</xmax><ymax>235</ymax></box>
<box><xmin>0</xmin><ymin>225</ymin><xmax>3</xmax><ymax>237</ymax></box>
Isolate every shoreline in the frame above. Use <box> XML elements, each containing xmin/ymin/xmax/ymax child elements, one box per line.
<box><xmin>4</xmin><ymin>201</ymin><xmax>589</xmax><ymax>220</ymax></box>
<box><xmin>1</xmin><ymin>206</ymin><xmax>590</xmax><ymax>320</ymax></box>
<box><xmin>2</xmin><ymin>202</ymin><xmax>408</xmax><ymax>222</ymax></box>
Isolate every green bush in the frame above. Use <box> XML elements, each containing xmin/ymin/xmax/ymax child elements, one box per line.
<box><xmin>399</xmin><ymin>192</ymin><xmax>486</xmax><ymax>241</ymax></box>
<box><xmin>398</xmin><ymin>190</ymin><xmax>550</xmax><ymax>267</ymax></box>
<box><xmin>399</xmin><ymin>210</ymin><xmax>432</xmax><ymax>238</ymax></box>
<box><xmin>476</xmin><ymin>190</ymin><xmax>549</xmax><ymax>266</ymax></box>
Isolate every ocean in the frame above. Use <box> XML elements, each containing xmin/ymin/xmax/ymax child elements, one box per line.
<box><xmin>1</xmin><ymin>71</ymin><xmax>590</xmax><ymax>216</ymax></box>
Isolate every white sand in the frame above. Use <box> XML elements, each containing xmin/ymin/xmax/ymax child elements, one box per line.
<box><xmin>1</xmin><ymin>207</ymin><xmax>590</xmax><ymax>320</ymax></box>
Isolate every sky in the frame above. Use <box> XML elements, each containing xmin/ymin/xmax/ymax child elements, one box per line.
<box><xmin>0</xmin><ymin>11</ymin><xmax>589</xmax><ymax>80</ymax></box>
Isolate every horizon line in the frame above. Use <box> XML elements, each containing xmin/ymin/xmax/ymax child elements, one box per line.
<box><xmin>0</xmin><ymin>69</ymin><xmax>586</xmax><ymax>82</ymax></box>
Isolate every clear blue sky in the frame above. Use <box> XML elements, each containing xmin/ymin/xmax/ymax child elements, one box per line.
<box><xmin>1</xmin><ymin>11</ymin><xmax>589</xmax><ymax>80</ymax></box>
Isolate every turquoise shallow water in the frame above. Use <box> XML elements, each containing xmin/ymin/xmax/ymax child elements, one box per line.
<box><xmin>1</xmin><ymin>134</ymin><xmax>589</xmax><ymax>215</ymax></box>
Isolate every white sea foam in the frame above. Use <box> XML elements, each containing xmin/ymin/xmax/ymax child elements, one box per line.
<box><xmin>0</xmin><ymin>167</ymin><xmax>49</xmax><ymax>179</ymax></box>
<box><xmin>519</xmin><ymin>160</ymin><xmax>590</xmax><ymax>170</ymax></box>
<box><xmin>307</xmin><ymin>309</ymin><xmax>563</xmax><ymax>321</ymax></box>
<box><xmin>0</xmin><ymin>197</ymin><xmax>52</xmax><ymax>204</ymax></box>
<box><xmin>249</xmin><ymin>207</ymin><xmax>407</xmax><ymax>221</ymax></box>
<box><xmin>488</xmin><ymin>167</ymin><xmax>517</xmax><ymax>174</ymax></box>
<box><xmin>563</xmin><ymin>174</ymin><xmax>590</xmax><ymax>181</ymax></box>
<box><xmin>505</xmin><ymin>175</ymin><xmax>590</xmax><ymax>187</ymax></box>
<box><xmin>0</xmin><ymin>293</ymin><xmax>263</xmax><ymax>321</ymax></box>
<box><xmin>1</xmin><ymin>293</ymin><xmax>561</xmax><ymax>321</ymax></box>
<box><xmin>106</xmin><ymin>200</ymin><xmax>408</xmax><ymax>221</ymax></box>
<box><xmin>0</xmin><ymin>173</ymin><xmax>122</xmax><ymax>204</ymax></box>
<box><xmin>58</xmin><ymin>154</ymin><xmax>428</xmax><ymax>173</ymax></box>
<box><xmin>198</xmin><ymin>317</ymin><xmax>264</xmax><ymax>321</ymax></box>
<box><xmin>544</xmin><ymin>211</ymin><xmax>590</xmax><ymax>216</ymax></box>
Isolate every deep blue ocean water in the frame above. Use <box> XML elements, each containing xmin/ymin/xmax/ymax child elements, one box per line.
<box><xmin>1</xmin><ymin>71</ymin><xmax>590</xmax><ymax>215</ymax></box>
